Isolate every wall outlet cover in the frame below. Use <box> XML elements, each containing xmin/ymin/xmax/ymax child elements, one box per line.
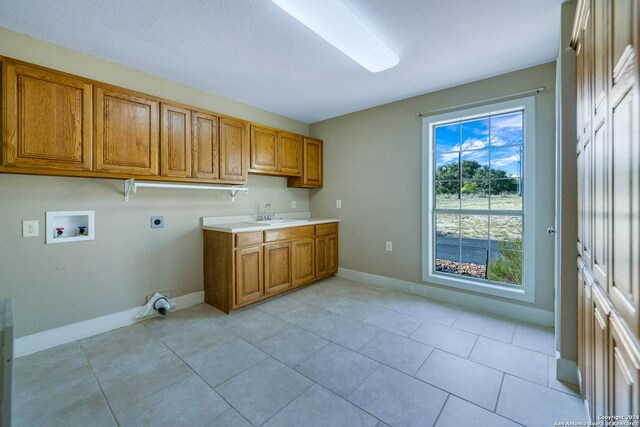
<box><xmin>385</xmin><ymin>241</ymin><xmax>393</xmax><ymax>252</ymax></box>
<box><xmin>292</xmin><ymin>201</ymin><xmax>296</xmax><ymax>208</ymax></box>
<box><xmin>151</xmin><ymin>216</ymin><xmax>165</xmax><ymax>228</ymax></box>
<box><xmin>22</xmin><ymin>220</ymin><xmax>39</xmax><ymax>237</ymax></box>
<box><xmin>336</xmin><ymin>200</ymin><xmax>342</xmax><ymax>209</ymax></box>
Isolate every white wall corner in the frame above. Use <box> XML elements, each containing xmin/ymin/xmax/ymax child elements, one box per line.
<box><xmin>14</xmin><ymin>291</ymin><xmax>204</xmax><ymax>358</ymax></box>
<box><xmin>337</xmin><ymin>267</ymin><xmax>554</xmax><ymax>326</ymax></box>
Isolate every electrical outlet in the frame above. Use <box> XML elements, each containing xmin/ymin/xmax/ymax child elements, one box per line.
<box><xmin>385</xmin><ymin>241</ymin><xmax>393</xmax><ymax>252</ymax></box>
<box><xmin>292</xmin><ymin>201</ymin><xmax>296</xmax><ymax>208</ymax></box>
<box><xmin>336</xmin><ymin>200</ymin><xmax>342</xmax><ymax>209</ymax></box>
<box><xmin>22</xmin><ymin>220</ymin><xmax>39</xmax><ymax>237</ymax></box>
<box><xmin>150</xmin><ymin>216</ymin><xmax>164</xmax><ymax>228</ymax></box>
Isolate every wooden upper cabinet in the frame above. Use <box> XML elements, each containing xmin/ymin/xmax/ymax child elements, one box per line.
<box><xmin>288</xmin><ymin>137</ymin><xmax>323</xmax><ymax>188</ymax></box>
<box><xmin>303</xmin><ymin>137</ymin><xmax>323</xmax><ymax>187</ymax></box>
<box><xmin>220</xmin><ymin>117</ymin><xmax>248</xmax><ymax>182</ymax></box>
<box><xmin>2</xmin><ymin>61</ymin><xmax>93</xmax><ymax>170</ymax></box>
<box><xmin>250</xmin><ymin>125</ymin><xmax>278</xmax><ymax>173</ymax></box>
<box><xmin>94</xmin><ymin>86</ymin><xmax>159</xmax><ymax>175</ymax></box>
<box><xmin>249</xmin><ymin>125</ymin><xmax>302</xmax><ymax>176</ymax></box>
<box><xmin>192</xmin><ymin>111</ymin><xmax>219</xmax><ymax>180</ymax></box>
<box><xmin>160</xmin><ymin>103</ymin><xmax>191</xmax><ymax>178</ymax></box>
<box><xmin>279</xmin><ymin>131</ymin><xmax>302</xmax><ymax>175</ymax></box>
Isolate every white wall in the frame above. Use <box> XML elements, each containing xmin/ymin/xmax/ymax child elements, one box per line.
<box><xmin>310</xmin><ymin>62</ymin><xmax>557</xmax><ymax>314</ymax></box>
<box><xmin>0</xmin><ymin>27</ymin><xmax>310</xmax><ymax>337</ymax></box>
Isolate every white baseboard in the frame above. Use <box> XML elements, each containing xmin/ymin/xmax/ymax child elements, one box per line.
<box><xmin>15</xmin><ymin>291</ymin><xmax>204</xmax><ymax>358</ymax></box>
<box><xmin>337</xmin><ymin>268</ymin><xmax>554</xmax><ymax>326</ymax></box>
<box><xmin>556</xmin><ymin>357</ymin><xmax>579</xmax><ymax>385</ymax></box>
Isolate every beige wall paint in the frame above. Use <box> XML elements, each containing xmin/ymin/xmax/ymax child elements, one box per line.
<box><xmin>0</xmin><ymin>28</ymin><xmax>310</xmax><ymax>337</ymax></box>
<box><xmin>310</xmin><ymin>62</ymin><xmax>557</xmax><ymax>313</ymax></box>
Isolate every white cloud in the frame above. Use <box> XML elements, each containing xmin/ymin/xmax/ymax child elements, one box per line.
<box><xmin>438</xmin><ymin>151</ymin><xmax>458</xmax><ymax>163</ymax></box>
<box><xmin>460</xmin><ymin>138</ymin><xmax>488</xmax><ymax>151</ymax></box>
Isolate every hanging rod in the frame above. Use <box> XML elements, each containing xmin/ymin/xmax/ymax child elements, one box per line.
<box><xmin>415</xmin><ymin>87</ymin><xmax>545</xmax><ymax>118</ymax></box>
<box><xmin>124</xmin><ymin>179</ymin><xmax>248</xmax><ymax>202</ymax></box>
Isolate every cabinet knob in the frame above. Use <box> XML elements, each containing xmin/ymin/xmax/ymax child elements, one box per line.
<box><xmin>547</xmin><ymin>227</ymin><xmax>556</xmax><ymax>235</ymax></box>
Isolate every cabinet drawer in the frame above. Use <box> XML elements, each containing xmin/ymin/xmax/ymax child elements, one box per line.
<box><xmin>235</xmin><ymin>232</ymin><xmax>263</xmax><ymax>248</ymax></box>
<box><xmin>316</xmin><ymin>223</ymin><xmax>338</xmax><ymax>236</ymax></box>
<box><xmin>264</xmin><ymin>225</ymin><xmax>314</xmax><ymax>243</ymax></box>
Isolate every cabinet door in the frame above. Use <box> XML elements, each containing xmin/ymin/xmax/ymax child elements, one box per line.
<box><xmin>220</xmin><ymin>117</ymin><xmax>248</xmax><ymax>182</ymax></box>
<box><xmin>250</xmin><ymin>125</ymin><xmax>277</xmax><ymax>173</ymax></box>
<box><xmin>264</xmin><ymin>242</ymin><xmax>292</xmax><ymax>296</ymax></box>
<box><xmin>2</xmin><ymin>61</ymin><xmax>92</xmax><ymax>170</ymax></box>
<box><xmin>316</xmin><ymin>234</ymin><xmax>338</xmax><ymax>279</ymax></box>
<box><xmin>303</xmin><ymin>137</ymin><xmax>323</xmax><ymax>187</ymax></box>
<box><xmin>610</xmin><ymin>89</ymin><xmax>639</xmax><ymax>335</ymax></box>
<box><xmin>292</xmin><ymin>238</ymin><xmax>315</xmax><ymax>287</ymax></box>
<box><xmin>608</xmin><ymin>313</ymin><xmax>639</xmax><ymax>418</ymax></box>
<box><xmin>583</xmin><ymin>272</ymin><xmax>594</xmax><ymax>410</ymax></box>
<box><xmin>592</xmin><ymin>121</ymin><xmax>608</xmax><ymax>286</ymax></box>
<box><xmin>192</xmin><ymin>111</ymin><xmax>219</xmax><ymax>180</ymax></box>
<box><xmin>315</xmin><ymin>235</ymin><xmax>329</xmax><ymax>279</ymax></box>
<box><xmin>279</xmin><ymin>132</ymin><xmax>302</xmax><ymax>175</ymax></box>
<box><xmin>95</xmin><ymin>86</ymin><xmax>159</xmax><ymax>175</ymax></box>
<box><xmin>235</xmin><ymin>246</ymin><xmax>264</xmax><ymax>307</ymax></box>
<box><xmin>160</xmin><ymin>103</ymin><xmax>191</xmax><ymax>178</ymax></box>
<box><xmin>578</xmin><ymin>259</ymin><xmax>586</xmax><ymax>383</ymax></box>
<box><xmin>592</xmin><ymin>284</ymin><xmax>611</xmax><ymax>419</ymax></box>
<box><xmin>583</xmin><ymin>135</ymin><xmax>593</xmax><ymax>267</ymax></box>
<box><xmin>327</xmin><ymin>233</ymin><xmax>338</xmax><ymax>275</ymax></box>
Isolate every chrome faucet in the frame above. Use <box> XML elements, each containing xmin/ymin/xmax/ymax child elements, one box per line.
<box><xmin>263</xmin><ymin>203</ymin><xmax>272</xmax><ymax>220</ymax></box>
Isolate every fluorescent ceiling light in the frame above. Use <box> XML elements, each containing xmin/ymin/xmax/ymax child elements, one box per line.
<box><xmin>271</xmin><ymin>0</ymin><xmax>399</xmax><ymax>73</ymax></box>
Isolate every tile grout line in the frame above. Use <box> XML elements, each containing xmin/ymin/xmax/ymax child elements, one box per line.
<box><xmin>493</xmin><ymin>373</ymin><xmax>506</xmax><ymax>412</ymax></box>
<box><xmin>431</xmin><ymin>393</ymin><xmax>451</xmax><ymax>426</ymax></box>
<box><xmin>78</xmin><ymin>341</ymin><xmax>126</xmax><ymax>426</ymax></box>
<box><xmin>465</xmin><ymin>334</ymin><xmax>481</xmax><ymax>359</ymax></box>
<box><xmin>157</xmin><ymin>321</ymin><xmax>262</xmax><ymax>427</ymax></box>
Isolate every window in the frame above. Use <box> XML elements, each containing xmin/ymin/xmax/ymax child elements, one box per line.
<box><xmin>422</xmin><ymin>97</ymin><xmax>535</xmax><ymax>302</ymax></box>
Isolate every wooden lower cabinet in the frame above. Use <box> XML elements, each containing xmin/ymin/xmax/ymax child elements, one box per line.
<box><xmin>235</xmin><ymin>245</ymin><xmax>264</xmax><ymax>307</ymax></box>
<box><xmin>265</xmin><ymin>242</ymin><xmax>292</xmax><ymax>295</ymax></box>
<box><xmin>292</xmin><ymin>238</ymin><xmax>315</xmax><ymax>287</ymax></box>
<box><xmin>204</xmin><ymin>222</ymin><xmax>338</xmax><ymax>312</ymax></box>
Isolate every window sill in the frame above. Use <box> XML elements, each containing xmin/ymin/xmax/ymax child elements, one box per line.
<box><xmin>423</xmin><ymin>272</ymin><xmax>535</xmax><ymax>303</ymax></box>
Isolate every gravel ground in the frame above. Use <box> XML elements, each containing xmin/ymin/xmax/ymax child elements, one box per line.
<box><xmin>435</xmin><ymin>259</ymin><xmax>486</xmax><ymax>278</ymax></box>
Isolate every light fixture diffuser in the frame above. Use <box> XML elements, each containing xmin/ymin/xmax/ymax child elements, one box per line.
<box><xmin>270</xmin><ymin>0</ymin><xmax>399</xmax><ymax>73</ymax></box>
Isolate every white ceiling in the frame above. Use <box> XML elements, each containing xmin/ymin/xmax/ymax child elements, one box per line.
<box><xmin>0</xmin><ymin>0</ymin><xmax>562</xmax><ymax>123</ymax></box>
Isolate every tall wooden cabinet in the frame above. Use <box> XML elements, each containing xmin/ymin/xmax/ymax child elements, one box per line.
<box><xmin>2</xmin><ymin>60</ymin><xmax>93</xmax><ymax>170</ymax></box>
<box><xmin>572</xmin><ymin>0</ymin><xmax>640</xmax><ymax>419</ymax></box>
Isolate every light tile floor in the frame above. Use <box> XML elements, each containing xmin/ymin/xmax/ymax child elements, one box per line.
<box><xmin>14</xmin><ymin>277</ymin><xmax>588</xmax><ymax>426</ymax></box>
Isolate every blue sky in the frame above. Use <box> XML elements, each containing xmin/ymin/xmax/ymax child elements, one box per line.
<box><xmin>434</xmin><ymin>111</ymin><xmax>523</xmax><ymax>177</ymax></box>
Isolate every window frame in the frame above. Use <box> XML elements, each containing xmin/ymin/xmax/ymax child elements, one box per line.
<box><xmin>421</xmin><ymin>96</ymin><xmax>536</xmax><ymax>303</ymax></box>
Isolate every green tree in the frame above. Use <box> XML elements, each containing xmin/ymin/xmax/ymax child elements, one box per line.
<box><xmin>435</xmin><ymin>160</ymin><xmax>518</xmax><ymax>195</ymax></box>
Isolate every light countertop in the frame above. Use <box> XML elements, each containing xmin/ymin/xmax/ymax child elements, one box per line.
<box><xmin>201</xmin><ymin>212</ymin><xmax>339</xmax><ymax>233</ymax></box>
